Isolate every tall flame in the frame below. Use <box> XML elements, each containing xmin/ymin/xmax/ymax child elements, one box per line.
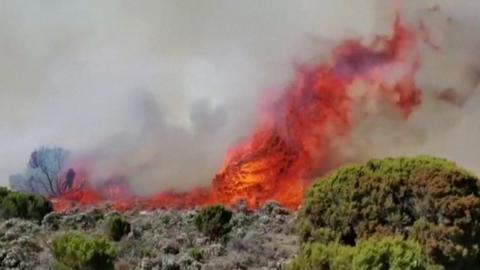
<box><xmin>209</xmin><ymin>17</ymin><xmax>422</xmax><ymax>209</ymax></box>
<box><xmin>52</xmin><ymin>17</ymin><xmax>425</xmax><ymax>212</ymax></box>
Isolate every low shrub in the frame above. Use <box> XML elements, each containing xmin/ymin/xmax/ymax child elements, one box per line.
<box><xmin>188</xmin><ymin>246</ymin><xmax>203</xmax><ymax>261</ymax></box>
<box><xmin>0</xmin><ymin>186</ymin><xmax>10</xmax><ymax>200</ymax></box>
<box><xmin>106</xmin><ymin>216</ymin><xmax>131</xmax><ymax>241</ymax></box>
<box><xmin>194</xmin><ymin>205</ymin><xmax>232</xmax><ymax>239</ymax></box>
<box><xmin>0</xmin><ymin>189</ymin><xmax>52</xmax><ymax>221</ymax></box>
<box><xmin>297</xmin><ymin>155</ymin><xmax>480</xmax><ymax>269</ymax></box>
<box><xmin>52</xmin><ymin>232</ymin><xmax>117</xmax><ymax>270</ymax></box>
<box><xmin>286</xmin><ymin>237</ymin><xmax>438</xmax><ymax>270</ymax></box>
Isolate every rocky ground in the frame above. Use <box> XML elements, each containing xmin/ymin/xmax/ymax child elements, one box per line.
<box><xmin>0</xmin><ymin>202</ymin><xmax>299</xmax><ymax>270</ymax></box>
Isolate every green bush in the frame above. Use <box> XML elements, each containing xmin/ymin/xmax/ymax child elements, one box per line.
<box><xmin>298</xmin><ymin>155</ymin><xmax>480</xmax><ymax>269</ymax></box>
<box><xmin>286</xmin><ymin>237</ymin><xmax>438</xmax><ymax>270</ymax></box>
<box><xmin>188</xmin><ymin>246</ymin><xmax>203</xmax><ymax>261</ymax></box>
<box><xmin>0</xmin><ymin>186</ymin><xmax>10</xmax><ymax>200</ymax></box>
<box><xmin>194</xmin><ymin>205</ymin><xmax>232</xmax><ymax>239</ymax></box>
<box><xmin>106</xmin><ymin>216</ymin><xmax>131</xmax><ymax>241</ymax></box>
<box><xmin>0</xmin><ymin>190</ymin><xmax>52</xmax><ymax>221</ymax></box>
<box><xmin>52</xmin><ymin>232</ymin><xmax>117</xmax><ymax>270</ymax></box>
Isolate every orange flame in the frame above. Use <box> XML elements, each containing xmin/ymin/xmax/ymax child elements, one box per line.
<box><xmin>52</xmin><ymin>17</ymin><xmax>426</xmax><ymax>212</ymax></box>
<box><xmin>209</xmin><ymin>17</ymin><xmax>422</xmax><ymax>209</ymax></box>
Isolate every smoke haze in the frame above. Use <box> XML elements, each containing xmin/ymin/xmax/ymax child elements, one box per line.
<box><xmin>1</xmin><ymin>0</ymin><xmax>480</xmax><ymax>193</ymax></box>
<box><xmin>354</xmin><ymin>0</ymin><xmax>480</xmax><ymax>174</ymax></box>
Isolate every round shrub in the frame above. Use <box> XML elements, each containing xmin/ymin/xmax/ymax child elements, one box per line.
<box><xmin>188</xmin><ymin>246</ymin><xmax>203</xmax><ymax>262</ymax></box>
<box><xmin>0</xmin><ymin>190</ymin><xmax>52</xmax><ymax>221</ymax></box>
<box><xmin>286</xmin><ymin>237</ymin><xmax>438</xmax><ymax>270</ymax></box>
<box><xmin>297</xmin><ymin>155</ymin><xmax>480</xmax><ymax>269</ymax></box>
<box><xmin>0</xmin><ymin>186</ymin><xmax>10</xmax><ymax>200</ymax></box>
<box><xmin>194</xmin><ymin>205</ymin><xmax>233</xmax><ymax>239</ymax></box>
<box><xmin>106</xmin><ymin>216</ymin><xmax>131</xmax><ymax>241</ymax></box>
<box><xmin>52</xmin><ymin>232</ymin><xmax>117</xmax><ymax>270</ymax></box>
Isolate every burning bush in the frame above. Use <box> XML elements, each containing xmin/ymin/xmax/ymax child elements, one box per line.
<box><xmin>106</xmin><ymin>216</ymin><xmax>131</xmax><ymax>241</ymax></box>
<box><xmin>297</xmin><ymin>155</ymin><xmax>480</xmax><ymax>269</ymax></box>
<box><xmin>0</xmin><ymin>188</ymin><xmax>52</xmax><ymax>221</ymax></box>
<box><xmin>286</xmin><ymin>236</ymin><xmax>436</xmax><ymax>270</ymax></box>
<box><xmin>194</xmin><ymin>205</ymin><xmax>233</xmax><ymax>239</ymax></box>
<box><xmin>52</xmin><ymin>232</ymin><xmax>117</xmax><ymax>270</ymax></box>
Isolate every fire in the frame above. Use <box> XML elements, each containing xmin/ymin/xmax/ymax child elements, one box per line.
<box><xmin>52</xmin><ymin>17</ymin><xmax>427</xmax><ymax>212</ymax></box>
<box><xmin>210</xmin><ymin>17</ymin><xmax>422</xmax><ymax>209</ymax></box>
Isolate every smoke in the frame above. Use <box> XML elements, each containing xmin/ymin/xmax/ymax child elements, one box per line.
<box><xmin>0</xmin><ymin>0</ymin><xmax>380</xmax><ymax>193</ymax></box>
<box><xmin>346</xmin><ymin>0</ymin><xmax>480</xmax><ymax>175</ymax></box>
<box><xmin>1</xmin><ymin>0</ymin><xmax>480</xmax><ymax>194</ymax></box>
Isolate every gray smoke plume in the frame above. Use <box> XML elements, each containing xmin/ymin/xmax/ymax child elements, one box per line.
<box><xmin>0</xmin><ymin>0</ymin><xmax>380</xmax><ymax>194</ymax></box>
<box><xmin>347</xmin><ymin>0</ymin><xmax>480</xmax><ymax>174</ymax></box>
<box><xmin>1</xmin><ymin>1</ymin><xmax>480</xmax><ymax>195</ymax></box>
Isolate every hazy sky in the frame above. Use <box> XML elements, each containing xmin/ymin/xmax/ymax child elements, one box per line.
<box><xmin>0</xmin><ymin>0</ymin><xmax>379</xmax><ymax>190</ymax></box>
<box><xmin>1</xmin><ymin>0</ymin><xmax>480</xmax><ymax>192</ymax></box>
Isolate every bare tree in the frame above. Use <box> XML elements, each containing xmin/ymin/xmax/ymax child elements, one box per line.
<box><xmin>9</xmin><ymin>147</ymin><xmax>84</xmax><ymax>197</ymax></box>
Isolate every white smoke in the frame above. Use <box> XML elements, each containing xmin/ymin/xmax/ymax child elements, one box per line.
<box><xmin>348</xmin><ymin>0</ymin><xmax>480</xmax><ymax>175</ymax></box>
<box><xmin>0</xmin><ymin>0</ymin><xmax>379</xmax><ymax>193</ymax></box>
<box><xmin>1</xmin><ymin>0</ymin><xmax>480</xmax><ymax>194</ymax></box>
